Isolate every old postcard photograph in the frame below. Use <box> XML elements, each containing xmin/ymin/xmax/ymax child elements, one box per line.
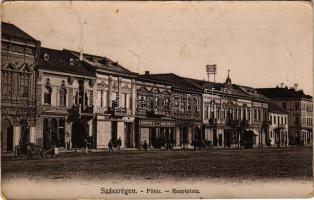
<box><xmin>1</xmin><ymin>1</ymin><xmax>313</xmax><ymax>199</ymax></box>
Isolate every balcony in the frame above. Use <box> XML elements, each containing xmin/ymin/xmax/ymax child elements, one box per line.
<box><xmin>42</xmin><ymin>105</ymin><xmax>67</xmax><ymax>113</ymax></box>
<box><xmin>208</xmin><ymin>118</ymin><xmax>218</xmax><ymax>125</ymax></box>
<box><xmin>147</xmin><ymin>110</ymin><xmax>167</xmax><ymax>117</ymax></box>
<box><xmin>277</xmin><ymin>124</ymin><xmax>286</xmax><ymax>129</ymax></box>
<box><xmin>106</xmin><ymin>107</ymin><xmax>127</xmax><ymax>116</ymax></box>
<box><xmin>226</xmin><ymin>119</ymin><xmax>241</xmax><ymax>127</ymax></box>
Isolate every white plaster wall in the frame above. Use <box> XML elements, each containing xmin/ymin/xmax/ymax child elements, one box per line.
<box><xmin>117</xmin><ymin>121</ymin><xmax>125</xmax><ymax>148</ymax></box>
<box><xmin>30</xmin><ymin>127</ymin><xmax>36</xmax><ymax>143</ymax></box>
<box><xmin>97</xmin><ymin>121</ymin><xmax>111</xmax><ymax>149</ymax></box>
<box><xmin>175</xmin><ymin>127</ymin><xmax>180</xmax><ymax>146</ymax></box>
<box><xmin>141</xmin><ymin>128</ymin><xmax>149</xmax><ymax>145</ymax></box>
<box><xmin>13</xmin><ymin>126</ymin><xmax>21</xmax><ymax>146</ymax></box>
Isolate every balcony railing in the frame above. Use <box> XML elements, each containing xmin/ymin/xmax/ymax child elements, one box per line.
<box><xmin>42</xmin><ymin>105</ymin><xmax>67</xmax><ymax>113</ymax></box>
<box><xmin>226</xmin><ymin>119</ymin><xmax>241</xmax><ymax>127</ymax></box>
<box><xmin>277</xmin><ymin>124</ymin><xmax>286</xmax><ymax>129</ymax></box>
<box><xmin>208</xmin><ymin>118</ymin><xmax>218</xmax><ymax>125</ymax></box>
<box><xmin>147</xmin><ymin>110</ymin><xmax>167</xmax><ymax>117</ymax></box>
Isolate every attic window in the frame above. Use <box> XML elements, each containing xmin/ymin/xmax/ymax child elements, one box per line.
<box><xmin>44</xmin><ymin>53</ymin><xmax>49</xmax><ymax>61</ymax></box>
<box><xmin>113</xmin><ymin>61</ymin><xmax>118</xmax><ymax>66</ymax></box>
<box><xmin>69</xmin><ymin>58</ymin><xmax>75</xmax><ymax>65</ymax></box>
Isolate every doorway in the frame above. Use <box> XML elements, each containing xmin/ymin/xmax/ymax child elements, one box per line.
<box><xmin>72</xmin><ymin>119</ymin><xmax>87</xmax><ymax>148</ymax></box>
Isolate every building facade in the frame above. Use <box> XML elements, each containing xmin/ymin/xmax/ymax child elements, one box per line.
<box><xmin>1</xmin><ymin>22</ymin><xmax>40</xmax><ymax>152</ymax></box>
<box><xmin>189</xmin><ymin>72</ymin><xmax>270</xmax><ymax>148</ymax></box>
<box><xmin>2</xmin><ymin>22</ymin><xmax>309</xmax><ymax>152</ymax></box>
<box><xmin>138</xmin><ymin>73</ymin><xmax>203</xmax><ymax>149</ymax></box>
<box><xmin>258</xmin><ymin>87</ymin><xmax>313</xmax><ymax>145</ymax></box>
<box><xmin>36</xmin><ymin>48</ymin><xmax>96</xmax><ymax>150</ymax></box>
<box><xmin>68</xmin><ymin>50</ymin><xmax>138</xmax><ymax>149</ymax></box>
<box><xmin>268</xmin><ymin>103</ymin><xmax>289</xmax><ymax>147</ymax></box>
<box><xmin>135</xmin><ymin>75</ymin><xmax>175</xmax><ymax>148</ymax></box>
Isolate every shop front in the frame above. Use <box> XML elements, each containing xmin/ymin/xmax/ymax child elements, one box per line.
<box><xmin>135</xmin><ymin>118</ymin><xmax>175</xmax><ymax>149</ymax></box>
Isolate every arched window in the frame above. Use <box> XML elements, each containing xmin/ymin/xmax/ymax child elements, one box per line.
<box><xmin>44</xmin><ymin>86</ymin><xmax>52</xmax><ymax>105</ymax></box>
<box><xmin>59</xmin><ymin>87</ymin><xmax>67</xmax><ymax>107</ymax></box>
<box><xmin>20</xmin><ymin>74</ymin><xmax>30</xmax><ymax>98</ymax></box>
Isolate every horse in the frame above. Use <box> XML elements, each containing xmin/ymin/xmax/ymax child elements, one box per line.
<box><xmin>14</xmin><ymin>143</ymin><xmax>44</xmax><ymax>160</ymax></box>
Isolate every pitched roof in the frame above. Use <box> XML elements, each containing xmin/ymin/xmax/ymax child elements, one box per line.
<box><xmin>1</xmin><ymin>22</ymin><xmax>39</xmax><ymax>44</ymax></box>
<box><xmin>268</xmin><ymin>102</ymin><xmax>287</xmax><ymax>114</ymax></box>
<box><xmin>37</xmin><ymin>47</ymin><xmax>96</xmax><ymax>77</ymax></box>
<box><xmin>138</xmin><ymin>73</ymin><xmax>203</xmax><ymax>93</ymax></box>
<box><xmin>185</xmin><ymin>77</ymin><xmax>269</xmax><ymax>102</ymax></box>
<box><xmin>257</xmin><ymin>87</ymin><xmax>312</xmax><ymax>100</ymax></box>
<box><xmin>65</xmin><ymin>49</ymin><xmax>138</xmax><ymax>77</ymax></box>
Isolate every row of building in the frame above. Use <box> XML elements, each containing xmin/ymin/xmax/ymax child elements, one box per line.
<box><xmin>1</xmin><ymin>22</ymin><xmax>312</xmax><ymax>152</ymax></box>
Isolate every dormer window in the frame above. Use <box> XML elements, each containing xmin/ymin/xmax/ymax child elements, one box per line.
<box><xmin>44</xmin><ymin>53</ymin><xmax>49</xmax><ymax>61</ymax></box>
<box><xmin>69</xmin><ymin>58</ymin><xmax>75</xmax><ymax>65</ymax></box>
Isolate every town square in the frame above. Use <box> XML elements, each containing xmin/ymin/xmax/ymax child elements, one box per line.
<box><xmin>1</xmin><ymin>1</ymin><xmax>313</xmax><ymax>199</ymax></box>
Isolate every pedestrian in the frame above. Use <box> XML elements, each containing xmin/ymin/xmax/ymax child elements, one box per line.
<box><xmin>117</xmin><ymin>137</ymin><xmax>122</xmax><ymax>151</ymax></box>
<box><xmin>108</xmin><ymin>140</ymin><xmax>113</xmax><ymax>153</ymax></box>
<box><xmin>143</xmin><ymin>140</ymin><xmax>148</xmax><ymax>152</ymax></box>
<box><xmin>84</xmin><ymin>138</ymin><xmax>88</xmax><ymax>154</ymax></box>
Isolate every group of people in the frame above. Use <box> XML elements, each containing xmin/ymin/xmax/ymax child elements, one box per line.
<box><xmin>107</xmin><ymin>138</ymin><xmax>150</xmax><ymax>153</ymax></box>
<box><xmin>107</xmin><ymin>137</ymin><xmax>122</xmax><ymax>153</ymax></box>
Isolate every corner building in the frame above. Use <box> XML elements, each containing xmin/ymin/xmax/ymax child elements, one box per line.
<box><xmin>1</xmin><ymin>22</ymin><xmax>40</xmax><ymax>152</ymax></box>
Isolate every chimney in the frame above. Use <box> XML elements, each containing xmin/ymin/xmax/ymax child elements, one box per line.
<box><xmin>145</xmin><ymin>71</ymin><xmax>149</xmax><ymax>75</ymax></box>
<box><xmin>79</xmin><ymin>48</ymin><xmax>84</xmax><ymax>61</ymax></box>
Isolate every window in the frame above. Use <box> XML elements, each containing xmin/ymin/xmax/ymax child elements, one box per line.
<box><xmin>89</xmin><ymin>90</ymin><xmax>93</xmax><ymax>106</ymax></box>
<box><xmin>59</xmin><ymin>87</ymin><xmax>67</xmax><ymax>106</ymax></box>
<box><xmin>254</xmin><ymin>109</ymin><xmax>257</xmax><ymax>120</ymax></box>
<box><xmin>20</xmin><ymin>74</ymin><xmax>30</xmax><ymax>98</ymax></box>
<box><xmin>274</xmin><ymin>116</ymin><xmax>276</xmax><ymax>124</ymax></box>
<box><xmin>295</xmin><ymin>102</ymin><xmax>300</xmax><ymax>110</ymax></box>
<box><xmin>84</xmin><ymin>91</ymin><xmax>93</xmax><ymax>107</ymax></box>
<box><xmin>2</xmin><ymin>72</ymin><xmax>12</xmax><ymax>98</ymax></box>
<box><xmin>121</xmin><ymin>93</ymin><xmax>131</xmax><ymax>109</ymax></box>
<box><xmin>295</xmin><ymin>116</ymin><xmax>300</xmax><ymax>126</ymax></box>
<box><xmin>270</xmin><ymin>115</ymin><xmax>273</xmax><ymax>124</ymax></box>
<box><xmin>187</xmin><ymin>102</ymin><xmax>191</xmax><ymax>111</ymax></box>
<box><xmin>44</xmin><ymin>86</ymin><xmax>52</xmax><ymax>105</ymax></box>
<box><xmin>216</xmin><ymin>107</ymin><xmax>220</xmax><ymax>119</ymax></box>
<box><xmin>277</xmin><ymin>116</ymin><xmax>280</xmax><ymax>125</ymax></box>
<box><xmin>111</xmin><ymin>92</ymin><xmax>119</xmax><ymax>107</ymax></box>
<box><xmin>258</xmin><ymin>110</ymin><xmax>261</xmax><ymax>121</ymax></box>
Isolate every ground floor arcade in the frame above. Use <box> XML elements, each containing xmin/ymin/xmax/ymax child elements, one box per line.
<box><xmin>1</xmin><ymin>116</ymin><xmax>36</xmax><ymax>152</ymax></box>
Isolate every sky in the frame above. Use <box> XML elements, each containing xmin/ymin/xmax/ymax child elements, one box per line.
<box><xmin>2</xmin><ymin>1</ymin><xmax>313</xmax><ymax>94</ymax></box>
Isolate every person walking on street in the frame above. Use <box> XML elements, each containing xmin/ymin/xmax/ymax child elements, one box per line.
<box><xmin>108</xmin><ymin>140</ymin><xmax>113</xmax><ymax>153</ymax></box>
<box><xmin>143</xmin><ymin>140</ymin><xmax>148</xmax><ymax>152</ymax></box>
<box><xmin>117</xmin><ymin>137</ymin><xmax>122</xmax><ymax>151</ymax></box>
